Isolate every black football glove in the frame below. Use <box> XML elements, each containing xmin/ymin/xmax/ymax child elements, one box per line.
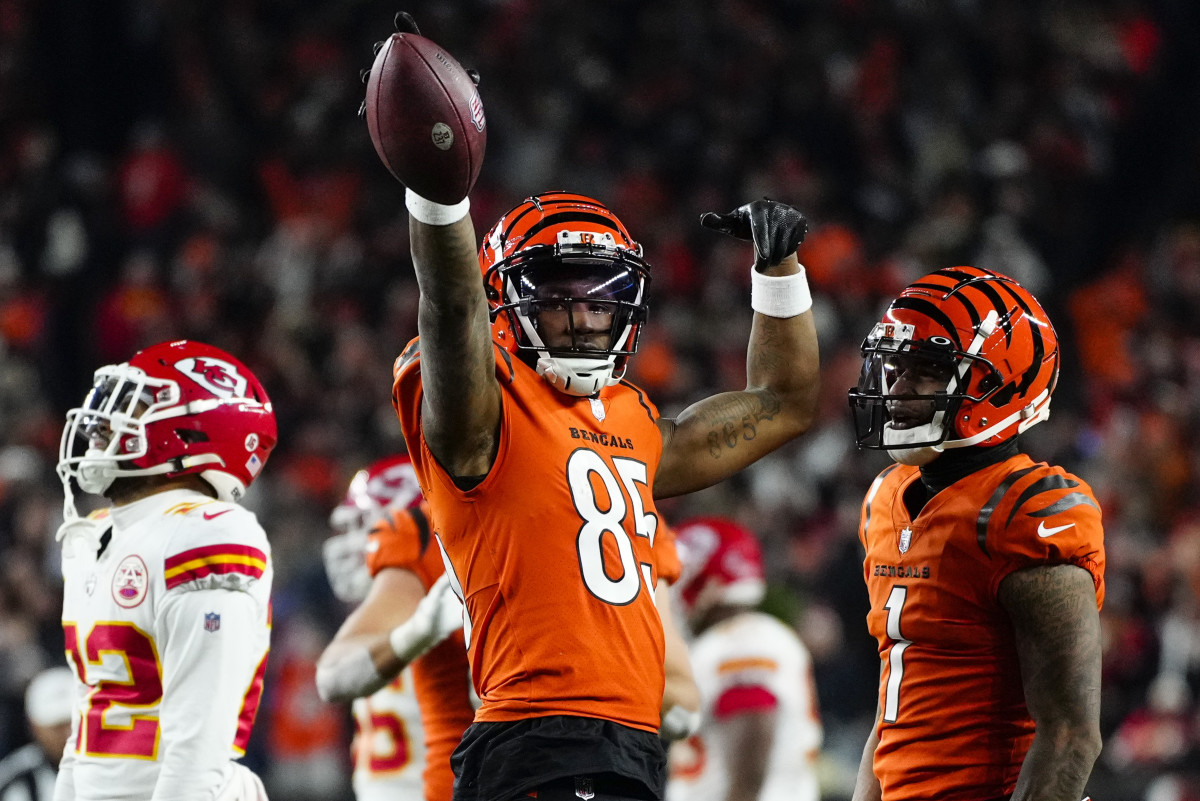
<box><xmin>700</xmin><ymin>199</ymin><xmax>808</xmax><ymax>272</ymax></box>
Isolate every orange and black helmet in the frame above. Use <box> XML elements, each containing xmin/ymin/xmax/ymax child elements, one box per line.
<box><xmin>478</xmin><ymin>192</ymin><xmax>651</xmax><ymax>393</ymax></box>
<box><xmin>849</xmin><ymin>266</ymin><xmax>1059</xmax><ymax>457</ymax></box>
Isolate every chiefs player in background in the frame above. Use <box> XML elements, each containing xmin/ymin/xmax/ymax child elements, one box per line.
<box><xmin>666</xmin><ymin>517</ymin><xmax>822</xmax><ymax>801</ymax></box>
<box><xmin>848</xmin><ymin>266</ymin><xmax>1105</xmax><ymax>801</ymax></box>
<box><xmin>54</xmin><ymin>340</ymin><xmax>278</xmax><ymax>801</ymax></box>
<box><xmin>315</xmin><ymin>455</ymin><xmax>474</xmax><ymax>801</ymax></box>
<box><xmin>382</xmin><ymin>15</ymin><xmax>819</xmax><ymax>801</ymax></box>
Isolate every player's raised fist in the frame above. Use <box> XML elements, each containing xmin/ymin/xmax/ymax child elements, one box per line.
<box><xmin>362</xmin><ymin>12</ymin><xmax>486</xmax><ymax>204</ymax></box>
<box><xmin>701</xmin><ymin>199</ymin><xmax>808</xmax><ymax>272</ymax></box>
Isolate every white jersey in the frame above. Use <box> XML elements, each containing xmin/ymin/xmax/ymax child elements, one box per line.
<box><xmin>667</xmin><ymin>612</ymin><xmax>822</xmax><ymax>801</ymax></box>
<box><xmin>350</xmin><ymin>671</ymin><xmax>425</xmax><ymax>801</ymax></box>
<box><xmin>55</xmin><ymin>489</ymin><xmax>272</xmax><ymax>801</ymax></box>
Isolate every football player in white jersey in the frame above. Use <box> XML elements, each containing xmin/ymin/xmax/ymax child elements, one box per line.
<box><xmin>53</xmin><ymin>339</ymin><xmax>277</xmax><ymax>801</ymax></box>
<box><xmin>666</xmin><ymin>517</ymin><xmax>823</xmax><ymax>801</ymax></box>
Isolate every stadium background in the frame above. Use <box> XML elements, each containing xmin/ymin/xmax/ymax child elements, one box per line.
<box><xmin>1</xmin><ymin>1</ymin><xmax>1198</xmax><ymax>799</ymax></box>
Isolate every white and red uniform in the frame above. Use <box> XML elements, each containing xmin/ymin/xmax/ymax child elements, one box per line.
<box><xmin>350</xmin><ymin>672</ymin><xmax>425</xmax><ymax>801</ymax></box>
<box><xmin>56</xmin><ymin>489</ymin><xmax>272</xmax><ymax>801</ymax></box>
<box><xmin>666</xmin><ymin>612</ymin><xmax>822</xmax><ymax>801</ymax></box>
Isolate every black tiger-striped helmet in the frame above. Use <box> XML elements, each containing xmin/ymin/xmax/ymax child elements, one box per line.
<box><xmin>849</xmin><ymin>266</ymin><xmax>1059</xmax><ymax>461</ymax></box>
<box><xmin>478</xmin><ymin>192</ymin><xmax>652</xmax><ymax>396</ymax></box>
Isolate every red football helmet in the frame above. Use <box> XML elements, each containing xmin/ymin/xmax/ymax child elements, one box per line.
<box><xmin>478</xmin><ymin>192</ymin><xmax>652</xmax><ymax>396</ymax></box>
<box><xmin>57</xmin><ymin>340</ymin><xmax>277</xmax><ymax>503</ymax></box>
<box><xmin>848</xmin><ymin>266</ymin><xmax>1060</xmax><ymax>464</ymax></box>
<box><xmin>673</xmin><ymin>516</ymin><xmax>766</xmax><ymax>626</ymax></box>
<box><xmin>328</xmin><ymin>454</ymin><xmax>423</xmax><ymax>537</ymax></box>
<box><xmin>324</xmin><ymin>454</ymin><xmax>424</xmax><ymax>603</ymax></box>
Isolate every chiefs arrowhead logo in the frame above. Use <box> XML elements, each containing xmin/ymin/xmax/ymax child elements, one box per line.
<box><xmin>175</xmin><ymin>357</ymin><xmax>248</xmax><ymax>398</ymax></box>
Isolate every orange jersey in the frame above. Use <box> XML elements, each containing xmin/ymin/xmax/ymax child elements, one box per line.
<box><xmin>859</xmin><ymin>455</ymin><xmax>1105</xmax><ymax>801</ymax></box>
<box><xmin>656</xmin><ymin>522</ymin><xmax>681</xmax><ymax>585</ymax></box>
<box><xmin>393</xmin><ymin>340</ymin><xmax>670</xmax><ymax>732</ymax></box>
<box><xmin>366</xmin><ymin>504</ymin><xmax>476</xmax><ymax>801</ymax></box>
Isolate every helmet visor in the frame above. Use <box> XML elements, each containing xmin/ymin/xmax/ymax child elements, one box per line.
<box><xmin>499</xmin><ymin>245</ymin><xmax>649</xmax><ymax>358</ymax></box>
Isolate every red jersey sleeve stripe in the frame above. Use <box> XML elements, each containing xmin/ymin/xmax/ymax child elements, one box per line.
<box><xmin>166</xmin><ymin>543</ymin><xmax>267</xmax><ymax>570</ymax></box>
<box><xmin>165</xmin><ymin>559</ymin><xmax>266</xmax><ymax>589</ymax></box>
<box><xmin>164</xmin><ymin>545</ymin><xmax>268</xmax><ymax>589</ymax></box>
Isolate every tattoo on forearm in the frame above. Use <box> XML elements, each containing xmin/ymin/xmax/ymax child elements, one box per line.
<box><xmin>703</xmin><ymin>392</ymin><xmax>781</xmax><ymax>458</ymax></box>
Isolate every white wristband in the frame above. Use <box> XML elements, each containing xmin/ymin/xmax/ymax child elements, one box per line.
<box><xmin>405</xmin><ymin>188</ymin><xmax>470</xmax><ymax>226</ymax></box>
<box><xmin>315</xmin><ymin>645</ymin><xmax>382</xmax><ymax>703</ymax></box>
<box><xmin>388</xmin><ymin>614</ymin><xmax>436</xmax><ymax>662</ymax></box>
<box><xmin>661</xmin><ymin>704</ymin><xmax>702</xmax><ymax>740</ymax></box>
<box><xmin>751</xmin><ymin>266</ymin><xmax>812</xmax><ymax>318</ymax></box>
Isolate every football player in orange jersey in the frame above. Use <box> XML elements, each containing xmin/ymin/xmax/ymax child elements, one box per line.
<box><xmin>317</xmin><ymin>457</ymin><xmax>700</xmax><ymax>801</ymax></box>
<box><xmin>847</xmin><ymin>266</ymin><xmax>1105</xmax><ymax>801</ymax></box>
<box><xmin>377</xmin><ymin>17</ymin><xmax>819</xmax><ymax>801</ymax></box>
<box><xmin>315</xmin><ymin>455</ymin><xmax>473</xmax><ymax>801</ymax></box>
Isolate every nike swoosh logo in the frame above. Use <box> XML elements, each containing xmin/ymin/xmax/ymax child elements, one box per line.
<box><xmin>203</xmin><ymin>510</ymin><xmax>232</xmax><ymax>521</ymax></box>
<box><xmin>1037</xmin><ymin>521</ymin><xmax>1075</xmax><ymax>538</ymax></box>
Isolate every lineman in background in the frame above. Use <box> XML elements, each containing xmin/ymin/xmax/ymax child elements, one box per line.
<box><xmin>667</xmin><ymin>516</ymin><xmax>821</xmax><ymax>801</ymax></box>
<box><xmin>317</xmin><ymin>455</ymin><xmax>474</xmax><ymax>801</ymax></box>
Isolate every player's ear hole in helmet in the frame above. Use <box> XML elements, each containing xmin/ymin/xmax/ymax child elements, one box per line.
<box><xmin>478</xmin><ymin>192</ymin><xmax>652</xmax><ymax>397</ymax></box>
<box><xmin>847</xmin><ymin>266</ymin><xmax>1059</xmax><ymax>466</ymax></box>
<box><xmin>57</xmin><ymin>340</ymin><xmax>278</xmax><ymax>513</ymax></box>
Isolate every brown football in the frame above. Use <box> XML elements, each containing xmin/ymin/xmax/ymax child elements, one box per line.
<box><xmin>364</xmin><ymin>33</ymin><xmax>486</xmax><ymax>204</ymax></box>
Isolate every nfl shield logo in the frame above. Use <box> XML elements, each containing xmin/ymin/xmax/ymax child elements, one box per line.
<box><xmin>204</xmin><ymin>612</ymin><xmax>221</xmax><ymax>633</ymax></box>
<box><xmin>898</xmin><ymin>527</ymin><xmax>913</xmax><ymax>554</ymax></box>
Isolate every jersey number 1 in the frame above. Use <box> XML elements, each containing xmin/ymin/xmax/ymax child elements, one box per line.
<box><xmin>882</xmin><ymin>586</ymin><xmax>911</xmax><ymax>724</ymax></box>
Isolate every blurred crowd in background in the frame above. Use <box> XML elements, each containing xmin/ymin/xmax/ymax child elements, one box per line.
<box><xmin>2</xmin><ymin>1</ymin><xmax>1199</xmax><ymax>799</ymax></box>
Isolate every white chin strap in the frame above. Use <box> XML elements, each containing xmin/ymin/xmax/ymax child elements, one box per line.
<box><xmin>883</xmin><ymin>419</ymin><xmax>947</xmax><ymax>466</ymax></box>
<box><xmin>887</xmin><ymin>443</ymin><xmax>944</xmax><ymax>466</ymax></box>
<box><xmin>72</xmin><ymin>451</ymin><xmax>231</xmax><ymax>496</ymax></box>
<box><xmin>884</xmin><ymin>390</ymin><xmax>1053</xmax><ymax>466</ymax></box>
<box><xmin>76</xmin><ymin>452</ymin><xmax>119</xmax><ymax>494</ymax></box>
<box><xmin>536</xmin><ymin>356</ymin><xmax>619</xmax><ymax>397</ymax></box>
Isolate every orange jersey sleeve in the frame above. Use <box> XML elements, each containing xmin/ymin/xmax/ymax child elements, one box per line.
<box><xmin>364</xmin><ymin>501</ymin><xmax>443</xmax><ymax>589</ymax></box>
<box><xmin>393</xmin><ymin>339</ymin><xmax>668</xmax><ymax>733</ymax></box>
<box><xmin>859</xmin><ymin>454</ymin><xmax>1105</xmax><ymax>801</ymax></box>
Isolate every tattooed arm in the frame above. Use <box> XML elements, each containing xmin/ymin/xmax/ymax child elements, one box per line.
<box><xmin>410</xmin><ymin>216</ymin><xmax>502</xmax><ymax>479</ymax></box>
<box><xmin>654</xmin><ymin>248</ymin><xmax>819</xmax><ymax>498</ymax></box>
<box><xmin>999</xmin><ymin>564</ymin><xmax>1102</xmax><ymax>801</ymax></box>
